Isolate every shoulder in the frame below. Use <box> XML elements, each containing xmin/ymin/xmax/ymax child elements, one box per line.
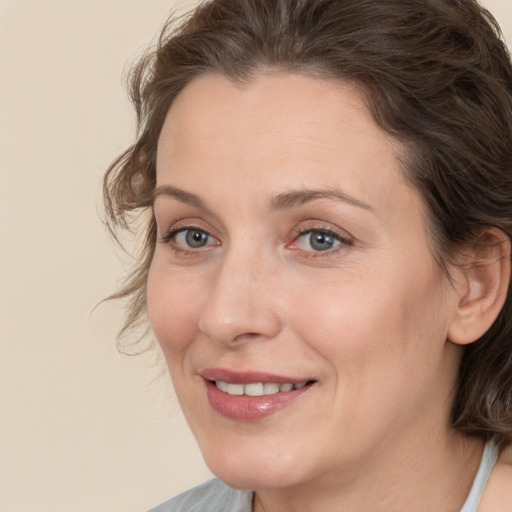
<box><xmin>148</xmin><ymin>478</ymin><xmax>254</xmax><ymax>512</ymax></box>
<box><xmin>478</xmin><ymin>443</ymin><xmax>512</xmax><ymax>512</ymax></box>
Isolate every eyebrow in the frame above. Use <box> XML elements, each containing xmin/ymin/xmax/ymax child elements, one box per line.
<box><xmin>152</xmin><ymin>185</ymin><xmax>372</xmax><ymax>212</ymax></box>
<box><xmin>270</xmin><ymin>188</ymin><xmax>372</xmax><ymax>211</ymax></box>
<box><xmin>152</xmin><ymin>185</ymin><xmax>208</xmax><ymax>210</ymax></box>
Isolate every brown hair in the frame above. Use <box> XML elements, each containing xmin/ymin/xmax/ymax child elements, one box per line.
<box><xmin>104</xmin><ymin>0</ymin><xmax>512</xmax><ymax>446</ymax></box>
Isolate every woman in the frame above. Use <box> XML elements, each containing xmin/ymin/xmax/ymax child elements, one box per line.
<box><xmin>104</xmin><ymin>0</ymin><xmax>512</xmax><ymax>510</ymax></box>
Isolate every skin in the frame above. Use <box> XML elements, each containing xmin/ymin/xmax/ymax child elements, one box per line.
<box><xmin>480</xmin><ymin>444</ymin><xmax>512</xmax><ymax>511</ymax></box>
<box><xmin>147</xmin><ymin>72</ymin><xmax>507</xmax><ymax>511</ymax></box>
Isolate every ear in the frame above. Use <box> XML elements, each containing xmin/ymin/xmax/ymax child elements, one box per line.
<box><xmin>448</xmin><ymin>228</ymin><xmax>511</xmax><ymax>346</ymax></box>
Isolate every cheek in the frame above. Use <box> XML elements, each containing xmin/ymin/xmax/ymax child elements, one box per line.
<box><xmin>287</xmin><ymin>264</ymin><xmax>450</xmax><ymax>385</ymax></box>
<box><xmin>285</xmin><ymin>269</ymin><xmax>453</xmax><ymax>444</ymax></box>
<box><xmin>146</xmin><ymin>261</ymin><xmax>202</xmax><ymax>358</ymax></box>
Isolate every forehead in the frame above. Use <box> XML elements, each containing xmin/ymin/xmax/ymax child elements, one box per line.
<box><xmin>158</xmin><ymin>72</ymin><xmax>393</xmax><ymax>158</ymax></box>
<box><xmin>156</xmin><ymin>72</ymin><xmax>415</xmax><ymax>218</ymax></box>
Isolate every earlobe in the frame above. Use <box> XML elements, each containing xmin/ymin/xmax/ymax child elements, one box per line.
<box><xmin>448</xmin><ymin>229</ymin><xmax>511</xmax><ymax>346</ymax></box>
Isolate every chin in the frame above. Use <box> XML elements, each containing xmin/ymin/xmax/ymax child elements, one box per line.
<box><xmin>211</xmin><ymin>465</ymin><xmax>304</xmax><ymax>492</ymax></box>
<box><xmin>200</xmin><ymin>440</ymin><xmax>313</xmax><ymax>491</ymax></box>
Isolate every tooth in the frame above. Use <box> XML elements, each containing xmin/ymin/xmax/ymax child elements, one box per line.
<box><xmin>263</xmin><ymin>383</ymin><xmax>280</xmax><ymax>395</ymax></box>
<box><xmin>216</xmin><ymin>380</ymin><xmax>304</xmax><ymax>395</ymax></box>
<box><xmin>216</xmin><ymin>381</ymin><xmax>228</xmax><ymax>392</ymax></box>
<box><xmin>245</xmin><ymin>383</ymin><xmax>264</xmax><ymax>396</ymax></box>
<box><xmin>226</xmin><ymin>383</ymin><xmax>244</xmax><ymax>395</ymax></box>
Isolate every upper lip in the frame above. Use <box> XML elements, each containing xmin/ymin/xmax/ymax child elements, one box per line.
<box><xmin>200</xmin><ymin>368</ymin><xmax>315</xmax><ymax>385</ymax></box>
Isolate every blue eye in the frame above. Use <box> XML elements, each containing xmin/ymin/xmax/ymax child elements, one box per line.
<box><xmin>174</xmin><ymin>229</ymin><xmax>214</xmax><ymax>248</ymax></box>
<box><xmin>297</xmin><ymin>230</ymin><xmax>342</xmax><ymax>252</ymax></box>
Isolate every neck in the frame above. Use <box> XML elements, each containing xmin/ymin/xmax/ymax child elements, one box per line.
<box><xmin>253</xmin><ymin>431</ymin><xmax>484</xmax><ymax>512</ymax></box>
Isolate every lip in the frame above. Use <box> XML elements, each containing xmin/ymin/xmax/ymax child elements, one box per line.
<box><xmin>200</xmin><ymin>368</ymin><xmax>315</xmax><ymax>421</ymax></box>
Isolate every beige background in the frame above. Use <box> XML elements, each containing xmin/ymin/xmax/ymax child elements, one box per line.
<box><xmin>0</xmin><ymin>1</ymin><xmax>510</xmax><ymax>511</ymax></box>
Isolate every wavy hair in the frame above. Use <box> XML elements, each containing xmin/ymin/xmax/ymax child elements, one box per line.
<box><xmin>104</xmin><ymin>0</ymin><xmax>512</xmax><ymax>446</ymax></box>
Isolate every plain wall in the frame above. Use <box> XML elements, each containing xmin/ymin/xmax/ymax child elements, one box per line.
<box><xmin>0</xmin><ymin>1</ymin><xmax>510</xmax><ymax>511</ymax></box>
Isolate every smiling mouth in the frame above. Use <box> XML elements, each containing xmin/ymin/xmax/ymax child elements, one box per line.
<box><xmin>213</xmin><ymin>380</ymin><xmax>314</xmax><ymax>396</ymax></box>
<box><xmin>203</xmin><ymin>373</ymin><xmax>316</xmax><ymax>420</ymax></box>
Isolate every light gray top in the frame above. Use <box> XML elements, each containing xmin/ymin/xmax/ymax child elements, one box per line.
<box><xmin>148</xmin><ymin>479</ymin><xmax>252</xmax><ymax>512</ymax></box>
<box><xmin>460</xmin><ymin>441</ymin><xmax>499</xmax><ymax>512</ymax></box>
<box><xmin>149</xmin><ymin>441</ymin><xmax>498</xmax><ymax>512</ymax></box>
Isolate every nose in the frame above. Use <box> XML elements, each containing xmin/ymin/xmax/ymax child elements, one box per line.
<box><xmin>198</xmin><ymin>250</ymin><xmax>282</xmax><ymax>347</ymax></box>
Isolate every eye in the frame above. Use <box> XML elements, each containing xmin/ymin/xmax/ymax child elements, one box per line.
<box><xmin>159</xmin><ymin>226</ymin><xmax>219</xmax><ymax>253</ymax></box>
<box><xmin>173</xmin><ymin>228</ymin><xmax>216</xmax><ymax>249</ymax></box>
<box><xmin>289</xmin><ymin>227</ymin><xmax>352</xmax><ymax>255</ymax></box>
<box><xmin>297</xmin><ymin>230</ymin><xmax>341</xmax><ymax>251</ymax></box>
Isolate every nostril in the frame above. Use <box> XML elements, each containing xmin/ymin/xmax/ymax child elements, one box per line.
<box><xmin>233</xmin><ymin>332</ymin><xmax>264</xmax><ymax>342</ymax></box>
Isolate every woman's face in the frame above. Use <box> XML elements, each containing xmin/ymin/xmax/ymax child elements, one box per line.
<box><xmin>148</xmin><ymin>73</ymin><xmax>462</xmax><ymax>491</ymax></box>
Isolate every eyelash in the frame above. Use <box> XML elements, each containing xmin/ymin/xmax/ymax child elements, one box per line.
<box><xmin>291</xmin><ymin>225</ymin><xmax>352</xmax><ymax>257</ymax></box>
<box><xmin>158</xmin><ymin>224</ymin><xmax>352</xmax><ymax>257</ymax></box>
<box><xmin>159</xmin><ymin>226</ymin><xmax>217</xmax><ymax>256</ymax></box>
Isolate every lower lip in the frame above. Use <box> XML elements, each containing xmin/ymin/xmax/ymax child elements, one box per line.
<box><xmin>205</xmin><ymin>380</ymin><xmax>312</xmax><ymax>421</ymax></box>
